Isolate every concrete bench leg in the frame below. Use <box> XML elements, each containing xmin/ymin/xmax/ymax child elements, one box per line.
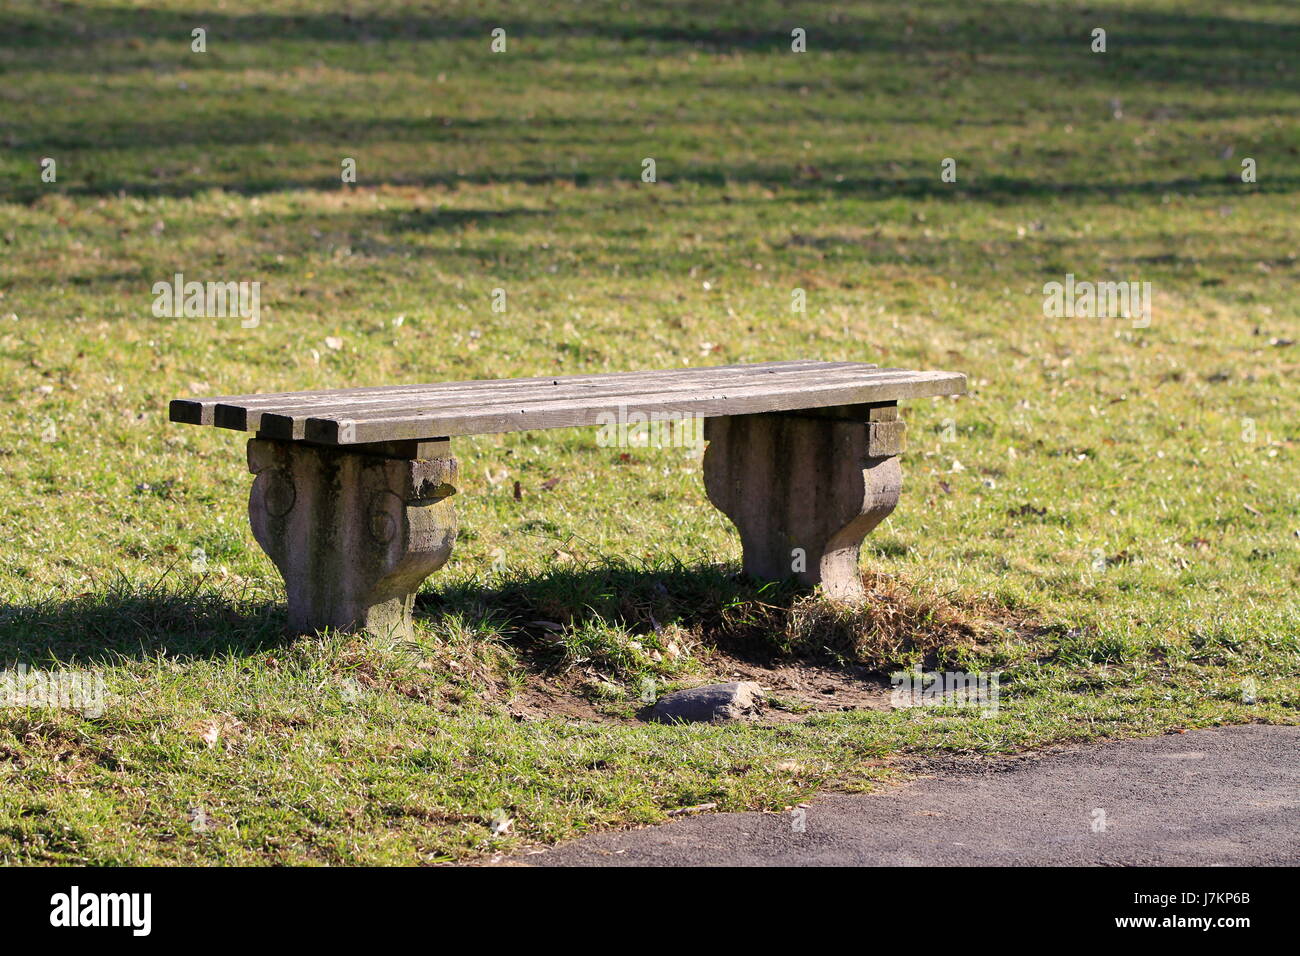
<box><xmin>246</xmin><ymin>438</ymin><xmax>458</xmax><ymax>638</ymax></box>
<box><xmin>702</xmin><ymin>405</ymin><xmax>903</xmax><ymax>602</ymax></box>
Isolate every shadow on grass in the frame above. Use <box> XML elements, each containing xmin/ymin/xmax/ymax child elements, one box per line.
<box><xmin>0</xmin><ymin>558</ymin><xmax>1017</xmax><ymax>674</ymax></box>
<box><xmin>417</xmin><ymin>556</ymin><xmax>1004</xmax><ymax>672</ymax></box>
<box><xmin>0</xmin><ymin>574</ymin><xmax>291</xmax><ymax>668</ymax></box>
<box><xmin>0</xmin><ymin>561</ymin><xmax>796</xmax><ymax>670</ymax></box>
<box><xmin>422</xmin><ymin>558</ymin><xmax>800</xmax><ymax>660</ymax></box>
<box><xmin>3</xmin><ymin>3</ymin><xmax>1297</xmax><ymax>203</ymax></box>
<box><xmin>8</xmin><ymin>164</ymin><xmax>1296</xmax><ymax>207</ymax></box>
<box><xmin>4</xmin><ymin>2</ymin><xmax>1297</xmax><ymax>67</ymax></box>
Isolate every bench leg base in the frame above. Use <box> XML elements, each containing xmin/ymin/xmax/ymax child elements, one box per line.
<box><xmin>246</xmin><ymin>438</ymin><xmax>458</xmax><ymax>638</ymax></box>
<box><xmin>702</xmin><ymin>412</ymin><xmax>901</xmax><ymax>602</ymax></box>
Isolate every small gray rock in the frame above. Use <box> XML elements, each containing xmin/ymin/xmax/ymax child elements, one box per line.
<box><xmin>650</xmin><ymin>681</ymin><xmax>764</xmax><ymax>724</ymax></box>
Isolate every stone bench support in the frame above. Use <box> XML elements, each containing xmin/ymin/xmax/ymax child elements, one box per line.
<box><xmin>702</xmin><ymin>403</ymin><xmax>903</xmax><ymax>602</ymax></box>
<box><xmin>246</xmin><ymin>437</ymin><xmax>458</xmax><ymax>638</ymax></box>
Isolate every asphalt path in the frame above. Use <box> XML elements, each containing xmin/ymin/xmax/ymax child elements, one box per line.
<box><xmin>531</xmin><ymin>725</ymin><xmax>1299</xmax><ymax>866</ymax></box>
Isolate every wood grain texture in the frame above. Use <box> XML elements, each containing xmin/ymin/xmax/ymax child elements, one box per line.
<box><xmin>170</xmin><ymin>360</ymin><xmax>858</xmax><ymax>427</ymax></box>
<box><xmin>247</xmin><ymin>363</ymin><xmax>877</xmax><ymax>439</ymax></box>
<box><xmin>171</xmin><ymin>362</ymin><xmax>966</xmax><ymax>444</ymax></box>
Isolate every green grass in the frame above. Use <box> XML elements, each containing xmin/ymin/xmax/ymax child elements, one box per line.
<box><xmin>0</xmin><ymin>0</ymin><xmax>1297</xmax><ymax>864</ymax></box>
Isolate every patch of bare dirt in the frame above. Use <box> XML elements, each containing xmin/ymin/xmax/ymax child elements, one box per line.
<box><xmin>504</xmin><ymin>676</ymin><xmax>626</xmax><ymax>723</ymax></box>
<box><xmin>499</xmin><ymin>654</ymin><xmax>894</xmax><ymax>725</ymax></box>
<box><xmin>702</xmin><ymin>657</ymin><xmax>893</xmax><ymax>721</ymax></box>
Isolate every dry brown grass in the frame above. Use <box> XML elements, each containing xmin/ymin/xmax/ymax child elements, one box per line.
<box><xmin>712</xmin><ymin>569</ymin><xmax>1030</xmax><ymax>670</ymax></box>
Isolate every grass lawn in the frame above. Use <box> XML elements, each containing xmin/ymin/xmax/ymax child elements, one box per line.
<box><xmin>0</xmin><ymin>0</ymin><xmax>1296</xmax><ymax>864</ymax></box>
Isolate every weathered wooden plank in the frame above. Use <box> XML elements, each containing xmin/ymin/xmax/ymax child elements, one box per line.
<box><xmin>251</xmin><ymin>364</ymin><xmax>894</xmax><ymax>440</ymax></box>
<box><xmin>276</xmin><ymin>366</ymin><xmax>917</xmax><ymax>433</ymax></box>
<box><xmin>303</xmin><ymin>370</ymin><xmax>966</xmax><ymax>444</ymax></box>
<box><xmin>169</xmin><ymin>359</ymin><xmax>848</xmax><ymax>427</ymax></box>
<box><xmin>217</xmin><ymin>360</ymin><xmax>870</xmax><ymax>435</ymax></box>
<box><xmin>278</xmin><ymin>364</ymin><xmax>915</xmax><ymax>431</ymax></box>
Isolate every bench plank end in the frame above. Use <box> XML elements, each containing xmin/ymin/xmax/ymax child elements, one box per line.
<box><xmin>169</xmin><ymin>399</ymin><xmax>208</xmax><ymax>425</ymax></box>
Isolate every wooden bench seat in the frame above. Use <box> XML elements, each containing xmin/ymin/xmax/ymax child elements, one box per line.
<box><xmin>170</xmin><ymin>361</ymin><xmax>966</xmax><ymax>637</ymax></box>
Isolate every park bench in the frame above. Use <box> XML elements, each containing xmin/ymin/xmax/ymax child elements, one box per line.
<box><xmin>170</xmin><ymin>360</ymin><xmax>966</xmax><ymax>638</ymax></box>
